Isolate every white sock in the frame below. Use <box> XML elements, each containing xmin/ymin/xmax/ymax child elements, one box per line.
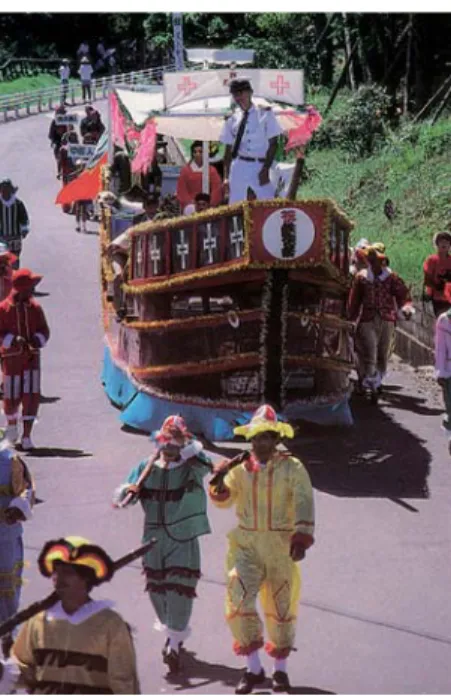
<box><xmin>168</xmin><ymin>636</ymin><xmax>179</xmax><ymax>652</ymax></box>
<box><xmin>274</xmin><ymin>657</ymin><xmax>287</xmax><ymax>673</ymax></box>
<box><xmin>246</xmin><ymin>650</ymin><xmax>262</xmax><ymax>675</ymax></box>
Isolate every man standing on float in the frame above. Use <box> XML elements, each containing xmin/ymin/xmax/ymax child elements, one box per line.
<box><xmin>221</xmin><ymin>78</ymin><xmax>282</xmax><ymax>203</ymax></box>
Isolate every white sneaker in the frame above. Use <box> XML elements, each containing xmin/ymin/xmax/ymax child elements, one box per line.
<box><xmin>5</xmin><ymin>424</ymin><xmax>19</xmax><ymax>444</ymax></box>
<box><xmin>21</xmin><ymin>437</ymin><xmax>35</xmax><ymax>451</ymax></box>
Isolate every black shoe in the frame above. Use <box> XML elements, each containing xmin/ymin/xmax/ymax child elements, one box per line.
<box><xmin>161</xmin><ymin>638</ymin><xmax>170</xmax><ymax>657</ymax></box>
<box><xmin>163</xmin><ymin>647</ymin><xmax>180</xmax><ymax>673</ymax></box>
<box><xmin>235</xmin><ymin>669</ymin><xmax>266</xmax><ymax>694</ymax></box>
<box><xmin>272</xmin><ymin>670</ymin><xmax>291</xmax><ymax>692</ymax></box>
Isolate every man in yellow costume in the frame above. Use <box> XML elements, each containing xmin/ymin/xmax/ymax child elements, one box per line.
<box><xmin>0</xmin><ymin>536</ymin><xmax>140</xmax><ymax>694</ymax></box>
<box><xmin>209</xmin><ymin>405</ymin><xmax>315</xmax><ymax>694</ymax></box>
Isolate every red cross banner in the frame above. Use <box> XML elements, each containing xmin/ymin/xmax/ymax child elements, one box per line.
<box><xmin>164</xmin><ymin>69</ymin><xmax>304</xmax><ymax>109</ymax></box>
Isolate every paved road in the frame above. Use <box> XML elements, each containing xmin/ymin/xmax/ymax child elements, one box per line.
<box><xmin>1</xmin><ymin>109</ymin><xmax>451</xmax><ymax>695</ymax></box>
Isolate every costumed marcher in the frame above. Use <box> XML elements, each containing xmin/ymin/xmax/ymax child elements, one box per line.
<box><xmin>434</xmin><ymin>282</ymin><xmax>451</xmax><ymax>455</ymax></box>
<box><xmin>113</xmin><ymin>415</ymin><xmax>212</xmax><ymax>673</ymax></box>
<box><xmin>209</xmin><ymin>405</ymin><xmax>315</xmax><ymax>694</ymax></box>
<box><xmin>0</xmin><ymin>244</ymin><xmax>16</xmax><ymax>303</ymax></box>
<box><xmin>176</xmin><ymin>140</ymin><xmax>223</xmax><ymax>214</ymax></box>
<box><xmin>0</xmin><ymin>536</ymin><xmax>140</xmax><ymax>694</ymax></box>
<box><xmin>348</xmin><ymin>246</ymin><xmax>414</xmax><ymax>398</ymax></box>
<box><xmin>80</xmin><ymin>105</ymin><xmax>105</xmax><ymax>144</ymax></box>
<box><xmin>0</xmin><ymin>446</ymin><xmax>34</xmax><ymax>658</ymax></box>
<box><xmin>221</xmin><ymin>78</ymin><xmax>282</xmax><ymax>204</ymax></box>
<box><xmin>423</xmin><ymin>231</ymin><xmax>451</xmax><ymax>317</ymax></box>
<box><xmin>0</xmin><ymin>269</ymin><xmax>50</xmax><ymax>450</ymax></box>
<box><xmin>0</xmin><ymin>180</ymin><xmax>30</xmax><ymax>268</ymax></box>
<box><xmin>59</xmin><ymin>129</ymin><xmax>79</xmax><ymax>185</ymax></box>
<box><xmin>48</xmin><ymin>106</ymin><xmax>69</xmax><ymax>178</ymax></box>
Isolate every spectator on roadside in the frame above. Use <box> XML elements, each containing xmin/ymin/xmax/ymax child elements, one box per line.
<box><xmin>105</xmin><ymin>48</ymin><xmax>117</xmax><ymax>75</ymax></box>
<box><xmin>423</xmin><ymin>230</ymin><xmax>451</xmax><ymax>317</ymax></box>
<box><xmin>76</xmin><ymin>39</ymin><xmax>90</xmax><ymax>61</ymax></box>
<box><xmin>58</xmin><ymin>58</ymin><xmax>70</xmax><ymax>105</ymax></box>
<box><xmin>95</xmin><ymin>37</ymin><xmax>106</xmax><ymax>70</ymax></box>
<box><xmin>78</xmin><ymin>57</ymin><xmax>93</xmax><ymax>104</ymax></box>
<box><xmin>80</xmin><ymin>105</ymin><xmax>105</xmax><ymax>143</ymax></box>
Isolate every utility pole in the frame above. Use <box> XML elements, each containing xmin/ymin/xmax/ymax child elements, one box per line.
<box><xmin>172</xmin><ymin>13</ymin><xmax>185</xmax><ymax>71</ymax></box>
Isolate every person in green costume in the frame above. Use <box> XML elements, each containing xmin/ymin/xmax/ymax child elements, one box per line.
<box><xmin>113</xmin><ymin>415</ymin><xmax>212</xmax><ymax>673</ymax></box>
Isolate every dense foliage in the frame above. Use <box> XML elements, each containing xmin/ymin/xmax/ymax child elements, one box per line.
<box><xmin>1</xmin><ymin>12</ymin><xmax>451</xmax><ymax>114</ymax></box>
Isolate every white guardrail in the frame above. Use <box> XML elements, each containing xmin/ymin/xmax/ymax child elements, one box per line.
<box><xmin>0</xmin><ymin>64</ymin><xmax>176</xmax><ymax>122</ymax></box>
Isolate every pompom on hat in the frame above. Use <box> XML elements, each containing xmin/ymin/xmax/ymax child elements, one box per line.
<box><xmin>154</xmin><ymin>415</ymin><xmax>193</xmax><ymax>445</ymax></box>
<box><xmin>38</xmin><ymin>536</ymin><xmax>115</xmax><ymax>585</ymax></box>
<box><xmin>233</xmin><ymin>404</ymin><xmax>294</xmax><ymax>440</ymax></box>
<box><xmin>12</xmin><ymin>268</ymin><xmax>42</xmax><ymax>292</ymax></box>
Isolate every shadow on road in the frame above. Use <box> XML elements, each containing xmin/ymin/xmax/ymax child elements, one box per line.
<box><xmin>208</xmin><ymin>397</ymin><xmax>431</xmax><ymax>501</ymax></box>
<box><xmin>20</xmin><ymin>447</ymin><xmax>92</xmax><ymax>458</ymax></box>
<box><xmin>165</xmin><ymin>651</ymin><xmax>335</xmax><ymax>694</ymax></box>
<box><xmin>378</xmin><ymin>389</ymin><xmax>443</xmax><ymax>416</ymax></box>
<box><xmin>39</xmin><ymin>395</ymin><xmax>61</xmax><ymax>404</ymax></box>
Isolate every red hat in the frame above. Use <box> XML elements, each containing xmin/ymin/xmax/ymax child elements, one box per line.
<box><xmin>12</xmin><ymin>268</ymin><xmax>43</xmax><ymax>291</ymax></box>
<box><xmin>155</xmin><ymin>415</ymin><xmax>192</xmax><ymax>445</ymax></box>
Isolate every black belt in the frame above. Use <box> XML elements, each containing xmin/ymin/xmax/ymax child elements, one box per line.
<box><xmin>238</xmin><ymin>156</ymin><xmax>266</xmax><ymax>163</ymax></box>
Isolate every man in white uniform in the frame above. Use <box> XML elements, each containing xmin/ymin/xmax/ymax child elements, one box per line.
<box><xmin>221</xmin><ymin>78</ymin><xmax>282</xmax><ymax>204</ymax></box>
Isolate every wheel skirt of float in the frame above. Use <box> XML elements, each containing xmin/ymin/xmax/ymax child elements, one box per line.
<box><xmin>101</xmin><ymin>345</ymin><xmax>353</xmax><ymax>441</ymax></box>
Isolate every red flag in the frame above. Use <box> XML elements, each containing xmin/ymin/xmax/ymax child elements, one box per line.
<box><xmin>55</xmin><ymin>152</ymin><xmax>108</xmax><ymax>205</ymax></box>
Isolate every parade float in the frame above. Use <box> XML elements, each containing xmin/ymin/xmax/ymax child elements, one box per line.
<box><xmin>99</xmin><ymin>63</ymin><xmax>355</xmax><ymax>440</ymax></box>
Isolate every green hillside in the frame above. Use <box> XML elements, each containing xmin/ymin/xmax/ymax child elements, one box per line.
<box><xmin>299</xmin><ymin>90</ymin><xmax>451</xmax><ymax>296</ymax></box>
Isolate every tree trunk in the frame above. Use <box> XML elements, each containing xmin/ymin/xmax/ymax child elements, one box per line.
<box><xmin>325</xmin><ymin>41</ymin><xmax>359</xmax><ymax>115</ymax></box>
<box><xmin>342</xmin><ymin>13</ymin><xmax>356</xmax><ymax>90</ymax></box>
<box><xmin>403</xmin><ymin>15</ymin><xmax>413</xmax><ymax>114</ymax></box>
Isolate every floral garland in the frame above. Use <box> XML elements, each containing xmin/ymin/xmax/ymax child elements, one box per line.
<box><xmin>131</xmin><ymin>352</ymin><xmax>260</xmax><ymax>379</ymax></box>
<box><xmin>126</xmin><ymin>309</ymin><xmax>261</xmax><ymax>333</ymax></box>
<box><xmin>259</xmin><ymin>272</ymin><xmax>272</xmax><ymax>400</ymax></box>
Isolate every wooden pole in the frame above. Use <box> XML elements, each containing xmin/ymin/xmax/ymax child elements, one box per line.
<box><xmin>286</xmin><ymin>153</ymin><xmax>305</xmax><ymax>201</ymax></box>
<box><xmin>431</xmin><ymin>82</ymin><xmax>451</xmax><ymax>125</ymax></box>
<box><xmin>403</xmin><ymin>15</ymin><xmax>413</xmax><ymax>115</ymax></box>
<box><xmin>413</xmin><ymin>73</ymin><xmax>451</xmax><ymax>123</ymax></box>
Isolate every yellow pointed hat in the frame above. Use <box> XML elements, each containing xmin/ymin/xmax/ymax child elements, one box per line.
<box><xmin>233</xmin><ymin>404</ymin><xmax>294</xmax><ymax>440</ymax></box>
<box><xmin>38</xmin><ymin>536</ymin><xmax>114</xmax><ymax>585</ymax></box>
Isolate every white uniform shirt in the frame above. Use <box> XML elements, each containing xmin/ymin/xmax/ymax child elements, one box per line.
<box><xmin>78</xmin><ymin>64</ymin><xmax>93</xmax><ymax>82</ymax></box>
<box><xmin>220</xmin><ymin>104</ymin><xmax>282</xmax><ymax>159</ymax></box>
<box><xmin>59</xmin><ymin>65</ymin><xmax>70</xmax><ymax>81</ymax></box>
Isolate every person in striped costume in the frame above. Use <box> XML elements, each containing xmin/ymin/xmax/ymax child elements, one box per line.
<box><xmin>0</xmin><ymin>181</ymin><xmax>29</xmax><ymax>269</ymax></box>
<box><xmin>0</xmin><ymin>536</ymin><xmax>140</xmax><ymax>694</ymax></box>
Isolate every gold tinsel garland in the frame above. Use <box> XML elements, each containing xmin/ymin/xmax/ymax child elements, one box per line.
<box><xmin>126</xmin><ymin>309</ymin><xmax>261</xmax><ymax>332</ymax></box>
<box><xmin>131</xmin><ymin>351</ymin><xmax>260</xmax><ymax>379</ymax></box>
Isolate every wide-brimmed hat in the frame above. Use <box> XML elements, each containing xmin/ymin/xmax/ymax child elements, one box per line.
<box><xmin>38</xmin><ymin>536</ymin><xmax>114</xmax><ymax>585</ymax></box>
<box><xmin>12</xmin><ymin>268</ymin><xmax>43</xmax><ymax>291</ymax></box>
<box><xmin>155</xmin><ymin>415</ymin><xmax>193</xmax><ymax>445</ymax></box>
<box><xmin>434</xmin><ymin>231</ymin><xmax>451</xmax><ymax>246</ymax></box>
<box><xmin>234</xmin><ymin>404</ymin><xmax>294</xmax><ymax>440</ymax></box>
<box><xmin>229</xmin><ymin>77</ymin><xmax>252</xmax><ymax>94</ymax></box>
<box><xmin>0</xmin><ymin>178</ymin><xmax>17</xmax><ymax>192</ymax></box>
<box><xmin>0</xmin><ymin>242</ymin><xmax>17</xmax><ymax>265</ymax></box>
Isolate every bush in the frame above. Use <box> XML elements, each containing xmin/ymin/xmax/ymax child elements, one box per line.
<box><xmin>313</xmin><ymin>83</ymin><xmax>392</xmax><ymax>159</ymax></box>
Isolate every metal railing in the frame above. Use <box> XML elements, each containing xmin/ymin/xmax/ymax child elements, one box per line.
<box><xmin>0</xmin><ymin>64</ymin><xmax>176</xmax><ymax>122</ymax></box>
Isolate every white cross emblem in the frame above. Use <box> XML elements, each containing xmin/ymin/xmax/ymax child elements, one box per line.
<box><xmin>149</xmin><ymin>235</ymin><xmax>161</xmax><ymax>275</ymax></box>
<box><xmin>203</xmin><ymin>224</ymin><xmax>217</xmax><ymax>265</ymax></box>
<box><xmin>176</xmin><ymin>229</ymin><xmax>190</xmax><ymax>270</ymax></box>
<box><xmin>135</xmin><ymin>238</ymin><xmax>144</xmax><ymax>276</ymax></box>
<box><xmin>230</xmin><ymin>217</ymin><xmax>244</xmax><ymax>258</ymax></box>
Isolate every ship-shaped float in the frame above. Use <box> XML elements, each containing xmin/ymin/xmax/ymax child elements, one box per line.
<box><xmin>100</xmin><ymin>58</ymin><xmax>355</xmax><ymax>440</ymax></box>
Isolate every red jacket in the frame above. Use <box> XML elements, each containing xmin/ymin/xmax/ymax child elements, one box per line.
<box><xmin>347</xmin><ymin>268</ymin><xmax>412</xmax><ymax>323</ymax></box>
<box><xmin>0</xmin><ymin>295</ymin><xmax>50</xmax><ymax>358</ymax></box>
<box><xmin>176</xmin><ymin>163</ymin><xmax>223</xmax><ymax>209</ymax></box>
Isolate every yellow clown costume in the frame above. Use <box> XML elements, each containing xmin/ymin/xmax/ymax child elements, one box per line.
<box><xmin>209</xmin><ymin>406</ymin><xmax>315</xmax><ymax>660</ymax></box>
<box><xmin>0</xmin><ymin>536</ymin><xmax>140</xmax><ymax>695</ymax></box>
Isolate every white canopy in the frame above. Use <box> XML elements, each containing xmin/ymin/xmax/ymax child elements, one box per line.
<box><xmin>186</xmin><ymin>48</ymin><xmax>254</xmax><ymax>65</ymax></box>
<box><xmin>115</xmin><ymin>87</ymin><xmax>304</xmax><ymax>142</ymax></box>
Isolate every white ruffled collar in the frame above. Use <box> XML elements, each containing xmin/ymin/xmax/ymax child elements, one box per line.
<box><xmin>0</xmin><ymin>194</ymin><xmax>16</xmax><ymax>208</ymax></box>
<box><xmin>154</xmin><ymin>440</ymin><xmax>203</xmax><ymax>469</ymax></box>
<box><xmin>46</xmin><ymin>599</ymin><xmax>114</xmax><ymax>625</ymax></box>
<box><xmin>362</xmin><ymin>267</ymin><xmax>391</xmax><ymax>283</ymax></box>
<box><xmin>190</xmin><ymin>161</ymin><xmax>203</xmax><ymax>172</ymax></box>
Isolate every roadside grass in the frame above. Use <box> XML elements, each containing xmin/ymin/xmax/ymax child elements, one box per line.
<box><xmin>298</xmin><ymin>111</ymin><xmax>451</xmax><ymax>295</ymax></box>
<box><xmin>0</xmin><ymin>74</ymin><xmax>78</xmax><ymax>95</ymax></box>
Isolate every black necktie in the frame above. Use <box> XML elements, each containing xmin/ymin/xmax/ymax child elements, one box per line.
<box><xmin>232</xmin><ymin>109</ymin><xmax>250</xmax><ymax>159</ymax></box>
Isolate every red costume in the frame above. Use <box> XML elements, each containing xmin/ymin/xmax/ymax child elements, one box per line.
<box><xmin>0</xmin><ymin>270</ymin><xmax>50</xmax><ymax>423</ymax></box>
<box><xmin>176</xmin><ymin>162</ymin><xmax>223</xmax><ymax>211</ymax></box>
<box><xmin>0</xmin><ymin>248</ymin><xmax>16</xmax><ymax>302</ymax></box>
